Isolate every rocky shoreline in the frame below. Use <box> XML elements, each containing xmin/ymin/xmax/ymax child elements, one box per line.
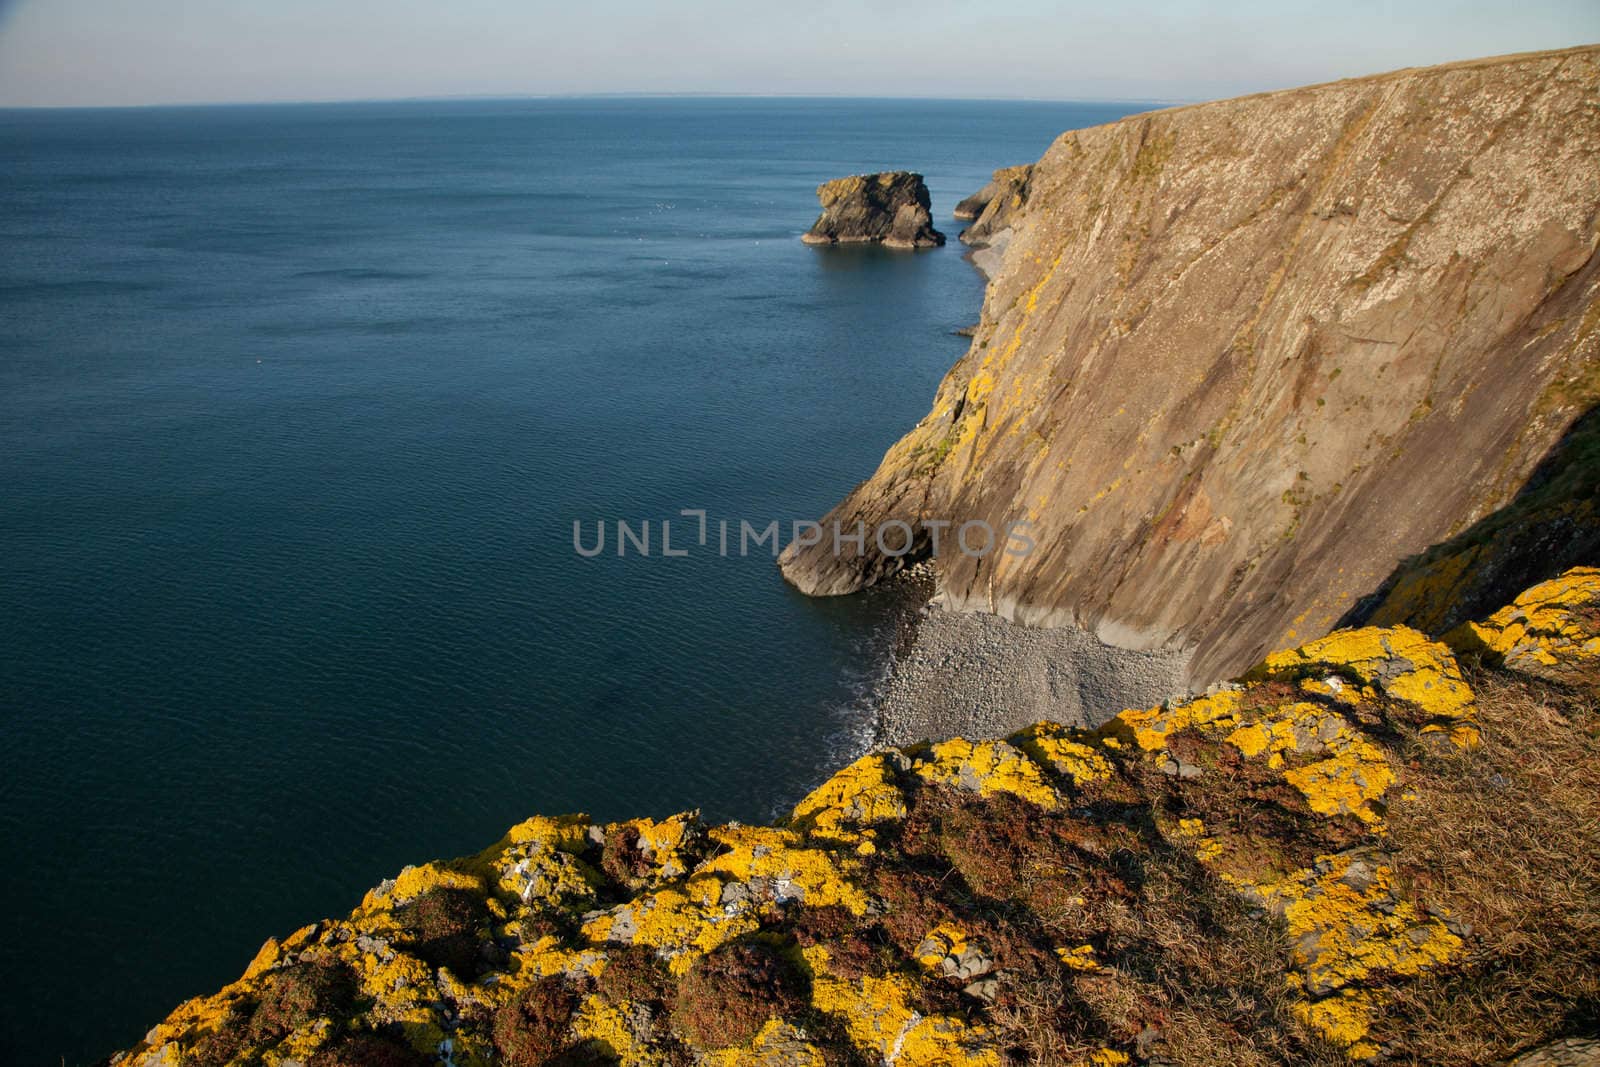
<box><xmin>863</xmin><ymin>563</ymin><xmax>1191</xmax><ymax>749</ymax></box>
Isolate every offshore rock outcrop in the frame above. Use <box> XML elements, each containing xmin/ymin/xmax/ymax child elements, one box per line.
<box><xmin>112</xmin><ymin>569</ymin><xmax>1600</xmax><ymax>1066</ymax></box>
<box><xmin>952</xmin><ymin>184</ymin><xmax>993</xmax><ymax>220</ymax></box>
<box><xmin>801</xmin><ymin>172</ymin><xmax>945</xmax><ymax>249</ymax></box>
<box><xmin>779</xmin><ymin>46</ymin><xmax>1600</xmax><ymax>686</ymax></box>
<box><xmin>956</xmin><ymin>164</ymin><xmax>1033</xmax><ymax>246</ymax></box>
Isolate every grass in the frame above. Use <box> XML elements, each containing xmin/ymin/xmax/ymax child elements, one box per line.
<box><xmin>863</xmin><ymin>663</ymin><xmax>1600</xmax><ymax>1065</ymax></box>
<box><xmin>1374</xmin><ymin>668</ymin><xmax>1600</xmax><ymax>1063</ymax></box>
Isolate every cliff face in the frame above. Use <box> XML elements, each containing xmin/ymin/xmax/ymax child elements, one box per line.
<box><xmin>113</xmin><ymin>569</ymin><xmax>1600</xmax><ymax>1066</ymax></box>
<box><xmin>779</xmin><ymin>47</ymin><xmax>1600</xmax><ymax>685</ymax></box>
<box><xmin>801</xmin><ymin>172</ymin><xmax>945</xmax><ymax>248</ymax></box>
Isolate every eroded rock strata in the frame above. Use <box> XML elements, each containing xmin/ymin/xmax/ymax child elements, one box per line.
<box><xmin>801</xmin><ymin>171</ymin><xmax>945</xmax><ymax>249</ymax></box>
<box><xmin>780</xmin><ymin>46</ymin><xmax>1600</xmax><ymax>687</ymax></box>
<box><xmin>956</xmin><ymin>164</ymin><xmax>1033</xmax><ymax>246</ymax></box>
<box><xmin>113</xmin><ymin>569</ymin><xmax>1600</xmax><ymax>1066</ymax></box>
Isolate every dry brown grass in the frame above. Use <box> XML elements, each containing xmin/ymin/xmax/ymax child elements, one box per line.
<box><xmin>1376</xmin><ymin>669</ymin><xmax>1600</xmax><ymax>1064</ymax></box>
<box><xmin>986</xmin><ymin>666</ymin><xmax>1599</xmax><ymax>1066</ymax></box>
<box><xmin>987</xmin><ymin>840</ymin><xmax>1347</xmax><ymax>1067</ymax></box>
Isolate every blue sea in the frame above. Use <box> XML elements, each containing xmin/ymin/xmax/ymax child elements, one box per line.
<box><xmin>0</xmin><ymin>96</ymin><xmax>1147</xmax><ymax>1063</ymax></box>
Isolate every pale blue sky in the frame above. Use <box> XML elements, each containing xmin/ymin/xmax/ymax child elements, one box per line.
<box><xmin>1</xmin><ymin>0</ymin><xmax>1595</xmax><ymax>107</ymax></box>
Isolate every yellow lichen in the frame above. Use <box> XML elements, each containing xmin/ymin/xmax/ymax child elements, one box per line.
<box><xmin>601</xmin><ymin>812</ymin><xmax>700</xmax><ymax>884</ymax></box>
<box><xmin>1246</xmin><ymin>853</ymin><xmax>1461</xmax><ymax>1055</ymax></box>
<box><xmin>1448</xmin><ymin>566</ymin><xmax>1600</xmax><ymax>682</ymax></box>
<box><xmin>1169</xmin><ymin>817</ymin><xmax>1225</xmax><ymax>862</ymax></box>
<box><xmin>1108</xmin><ymin>690</ymin><xmax>1243</xmax><ymax>753</ymax></box>
<box><xmin>582</xmin><ymin>885</ymin><xmax>757</xmax><ymax>975</ymax></box>
<box><xmin>1223</xmin><ymin>701</ymin><xmax>1395</xmax><ymax>824</ymax></box>
<box><xmin>789</xmin><ymin>753</ymin><xmax>907</xmax><ymax>847</ymax></box>
<box><xmin>701</xmin><ymin>826</ymin><xmax>871</xmax><ymax>913</ymax></box>
<box><xmin>911</xmin><ymin>737</ymin><xmax>1059</xmax><ymax>808</ymax></box>
<box><xmin>804</xmin><ymin>946</ymin><xmax>1001</xmax><ymax>1066</ymax></box>
<box><xmin>1255</xmin><ymin>625</ymin><xmax>1475</xmax><ymax>722</ymax></box>
<box><xmin>915</xmin><ymin>923</ymin><xmax>972</xmax><ymax>970</ymax></box>
<box><xmin>700</xmin><ymin>1019</ymin><xmax>826</xmax><ymax>1067</ymax></box>
<box><xmin>1055</xmin><ymin>944</ymin><xmax>1100</xmax><ymax>971</ymax></box>
<box><xmin>573</xmin><ymin>993</ymin><xmax>648</xmax><ymax>1065</ymax></box>
<box><xmin>1294</xmin><ymin>989</ymin><xmax>1380</xmax><ymax>1060</ymax></box>
<box><xmin>1012</xmin><ymin>721</ymin><xmax>1115</xmax><ymax>788</ymax></box>
<box><xmin>1283</xmin><ymin>741</ymin><xmax>1395</xmax><ymax>825</ymax></box>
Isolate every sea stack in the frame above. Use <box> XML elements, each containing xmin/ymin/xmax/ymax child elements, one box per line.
<box><xmin>801</xmin><ymin>171</ymin><xmax>945</xmax><ymax>248</ymax></box>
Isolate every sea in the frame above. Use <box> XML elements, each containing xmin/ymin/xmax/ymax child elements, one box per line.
<box><xmin>0</xmin><ymin>96</ymin><xmax>1149</xmax><ymax>1063</ymax></box>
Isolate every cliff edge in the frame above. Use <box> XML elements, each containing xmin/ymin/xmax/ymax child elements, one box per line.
<box><xmin>113</xmin><ymin>569</ymin><xmax>1600</xmax><ymax>1066</ymax></box>
<box><xmin>779</xmin><ymin>46</ymin><xmax>1600</xmax><ymax>686</ymax></box>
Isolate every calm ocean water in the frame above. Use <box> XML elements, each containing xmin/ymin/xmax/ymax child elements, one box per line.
<box><xmin>0</xmin><ymin>97</ymin><xmax>1146</xmax><ymax>1063</ymax></box>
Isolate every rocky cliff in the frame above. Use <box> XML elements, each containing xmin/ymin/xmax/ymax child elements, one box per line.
<box><xmin>802</xmin><ymin>172</ymin><xmax>945</xmax><ymax>249</ymax></box>
<box><xmin>780</xmin><ymin>46</ymin><xmax>1600</xmax><ymax>686</ymax></box>
<box><xmin>113</xmin><ymin>568</ymin><xmax>1600</xmax><ymax>1066</ymax></box>
<box><xmin>956</xmin><ymin>164</ymin><xmax>1033</xmax><ymax>247</ymax></box>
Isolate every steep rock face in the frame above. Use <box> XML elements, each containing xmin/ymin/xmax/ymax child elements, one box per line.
<box><xmin>801</xmin><ymin>171</ymin><xmax>945</xmax><ymax>248</ymax></box>
<box><xmin>780</xmin><ymin>47</ymin><xmax>1600</xmax><ymax>685</ymax></box>
<box><xmin>112</xmin><ymin>570</ymin><xmax>1600</xmax><ymax>1066</ymax></box>
<box><xmin>957</xmin><ymin>163</ymin><xmax>1034</xmax><ymax>246</ymax></box>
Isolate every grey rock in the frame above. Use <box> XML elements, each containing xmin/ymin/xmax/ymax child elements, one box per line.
<box><xmin>962</xmin><ymin>978</ymin><xmax>1000</xmax><ymax>1002</ymax></box>
<box><xmin>801</xmin><ymin>172</ymin><xmax>944</xmax><ymax>249</ymax></box>
<box><xmin>1508</xmin><ymin>1038</ymin><xmax>1600</xmax><ymax>1067</ymax></box>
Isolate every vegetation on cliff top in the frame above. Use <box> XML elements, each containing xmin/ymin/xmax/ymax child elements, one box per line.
<box><xmin>115</xmin><ymin>568</ymin><xmax>1600</xmax><ymax>1066</ymax></box>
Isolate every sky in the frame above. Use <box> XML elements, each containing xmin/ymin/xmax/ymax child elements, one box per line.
<box><xmin>0</xmin><ymin>0</ymin><xmax>1596</xmax><ymax>108</ymax></box>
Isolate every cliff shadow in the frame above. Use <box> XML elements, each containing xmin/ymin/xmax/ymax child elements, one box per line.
<box><xmin>1341</xmin><ymin>403</ymin><xmax>1600</xmax><ymax>635</ymax></box>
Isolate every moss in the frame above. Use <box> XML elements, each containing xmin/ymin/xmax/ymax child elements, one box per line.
<box><xmin>308</xmin><ymin>1030</ymin><xmax>436</xmax><ymax>1067</ymax></box>
<box><xmin>395</xmin><ymin>886</ymin><xmax>494</xmax><ymax>978</ymax></box>
<box><xmin>594</xmin><ymin>944</ymin><xmax>672</xmax><ymax>1007</ymax></box>
<box><xmin>671</xmin><ymin>937</ymin><xmax>809</xmax><ymax>1049</ymax></box>
<box><xmin>493</xmin><ymin>976</ymin><xmax>582</xmax><ymax>1066</ymax></box>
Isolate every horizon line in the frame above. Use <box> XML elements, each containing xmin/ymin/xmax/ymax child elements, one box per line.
<box><xmin>0</xmin><ymin>89</ymin><xmax>1190</xmax><ymax>112</ymax></box>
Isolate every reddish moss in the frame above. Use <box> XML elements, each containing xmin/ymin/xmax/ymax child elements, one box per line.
<box><xmin>308</xmin><ymin>1030</ymin><xmax>434</xmax><ymax>1067</ymax></box>
<box><xmin>396</xmin><ymin>886</ymin><xmax>494</xmax><ymax>978</ymax></box>
<box><xmin>181</xmin><ymin>1001</ymin><xmax>253</xmax><ymax>1067</ymax></box>
<box><xmin>671</xmin><ymin>938</ymin><xmax>808</xmax><ymax>1048</ymax></box>
<box><xmin>595</xmin><ymin>944</ymin><xmax>672</xmax><ymax>1005</ymax></box>
<box><xmin>493</xmin><ymin>976</ymin><xmax>582</xmax><ymax>1066</ymax></box>
<box><xmin>600</xmin><ymin>824</ymin><xmax>651</xmax><ymax>888</ymax></box>
<box><xmin>251</xmin><ymin>958</ymin><xmax>362</xmax><ymax>1041</ymax></box>
<box><xmin>184</xmin><ymin>959</ymin><xmax>364</xmax><ymax>1065</ymax></box>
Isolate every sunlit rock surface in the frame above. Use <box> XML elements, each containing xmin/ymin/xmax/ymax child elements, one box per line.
<box><xmin>780</xmin><ymin>46</ymin><xmax>1600</xmax><ymax>687</ymax></box>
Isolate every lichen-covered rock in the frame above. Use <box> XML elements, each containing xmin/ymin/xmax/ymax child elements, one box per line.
<box><xmin>801</xmin><ymin>171</ymin><xmax>945</xmax><ymax>248</ymax></box>
<box><xmin>112</xmin><ymin>574</ymin><xmax>1598</xmax><ymax>1066</ymax></box>
<box><xmin>779</xmin><ymin>46</ymin><xmax>1600</xmax><ymax>689</ymax></box>
<box><xmin>1447</xmin><ymin>565</ymin><xmax>1600</xmax><ymax>685</ymax></box>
